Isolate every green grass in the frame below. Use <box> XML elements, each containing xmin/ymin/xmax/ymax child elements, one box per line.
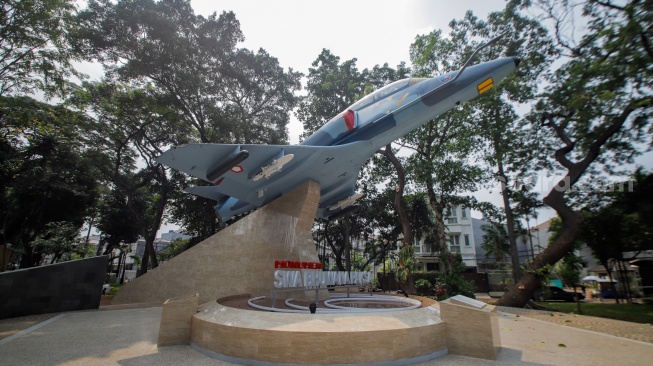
<box><xmin>108</xmin><ymin>283</ymin><xmax>123</xmax><ymax>296</ymax></box>
<box><xmin>535</xmin><ymin>302</ymin><xmax>653</xmax><ymax>324</ymax></box>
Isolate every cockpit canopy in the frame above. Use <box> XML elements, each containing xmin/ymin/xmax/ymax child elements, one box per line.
<box><xmin>300</xmin><ymin>77</ymin><xmax>429</xmax><ymax>146</ymax></box>
<box><xmin>348</xmin><ymin>78</ymin><xmax>428</xmax><ymax>111</ymax></box>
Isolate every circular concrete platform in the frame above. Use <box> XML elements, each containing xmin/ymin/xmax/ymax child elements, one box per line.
<box><xmin>190</xmin><ymin>295</ymin><xmax>448</xmax><ymax>365</ymax></box>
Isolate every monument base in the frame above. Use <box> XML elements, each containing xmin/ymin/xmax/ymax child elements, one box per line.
<box><xmin>190</xmin><ymin>296</ymin><xmax>448</xmax><ymax>365</ymax></box>
<box><xmin>112</xmin><ymin>181</ymin><xmax>321</xmax><ymax>305</ymax></box>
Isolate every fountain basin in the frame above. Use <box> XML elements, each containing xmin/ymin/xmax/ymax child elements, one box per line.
<box><xmin>190</xmin><ymin>295</ymin><xmax>448</xmax><ymax>365</ymax></box>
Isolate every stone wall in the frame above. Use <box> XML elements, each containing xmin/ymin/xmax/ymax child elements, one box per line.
<box><xmin>0</xmin><ymin>255</ymin><xmax>108</xmax><ymax>319</ymax></box>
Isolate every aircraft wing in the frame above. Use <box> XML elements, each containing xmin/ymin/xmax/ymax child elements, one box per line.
<box><xmin>156</xmin><ymin>142</ymin><xmax>371</xmax><ymax>210</ymax></box>
<box><xmin>184</xmin><ymin>186</ymin><xmax>229</xmax><ymax>203</ymax></box>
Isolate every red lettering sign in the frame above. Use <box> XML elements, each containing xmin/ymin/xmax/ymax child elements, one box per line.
<box><xmin>274</xmin><ymin>260</ymin><xmax>322</xmax><ymax>269</ymax></box>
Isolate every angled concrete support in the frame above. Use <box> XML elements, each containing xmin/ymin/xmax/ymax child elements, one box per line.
<box><xmin>157</xmin><ymin>293</ymin><xmax>199</xmax><ymax>347</ymax></box>
<box><xmin>440</xmin><ymin>295</ymin><xmax>501</xmax><ymax>360</ymax></box>
<box><xmin>113</xmin><ymin>181</ymin><xmax>321</xmax><ymax>305</ymax></box>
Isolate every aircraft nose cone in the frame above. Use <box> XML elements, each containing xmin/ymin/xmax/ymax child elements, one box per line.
<box><xmin>513</xmin><ymin>57</ymin><xmax>521</xmax><ymax>68</ymax></box>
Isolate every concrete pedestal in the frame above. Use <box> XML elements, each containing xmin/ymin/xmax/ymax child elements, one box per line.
<box><xmin>439</xmin><ymin>295</ymin><xmax>501</xmax><ymax>360</ymax></box>
<box><xmin>157</xmin><ymin>293</ymin><xmax>199</xmax><ymax>347</ymax></box>
<box><xmin>113</xmin><ymin>181</ymin><xmax>321</xmax><ymax>305</ymax></box>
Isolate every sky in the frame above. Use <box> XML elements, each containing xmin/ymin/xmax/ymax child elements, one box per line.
<box><xmin>138</xmin><ymin>0</ymin><xmax>651</xmax><ymax>234</ymax></box>
<box><xmin>190</xmin><ymin>0</ymin><xmax>509</xmax><ymax>144</ymax></box>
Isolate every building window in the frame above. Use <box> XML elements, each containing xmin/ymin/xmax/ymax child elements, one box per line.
<box><xmin>461</xmin><ymin>206</ymin><xmax>467</xmax><ymax>218</ymax></box>
<box><xmin>464</xmin><ymin>234</ymin><xmax>470</xmax><ymax>246</ymax></box>
<box><xmin>449</xmin><ymin>235</ymin><xmax>461</xmax><ymax>253</ymax></box>
<box><xmin>426</xmin><ymin>263</ymin><xmax>439</xmax><ymax>271</ymax></box>
<box><xmin>414</xmin><ymin>237</ymin><xmax>421</xmax><ymax>253</ymax></box>
<box><xmin>447</xmin><ymin>207</ymin><xmax>458</xmax><ymax>224</ymax></box>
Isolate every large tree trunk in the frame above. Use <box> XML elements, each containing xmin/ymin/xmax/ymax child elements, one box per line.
<box><xmin>140</xmin><ymin>243</ymin><xmax>150</xmax><ymax>276</ymax></box>
<box><xmin>497</xmin><ymin>101</ymin><xmax>647</xmax><ymax>308</ymax></box>
<box><xmin>146</xmin><ymin>237</ymin><xmax>159</xmax><ymax>269</ymax></box>
<box><xmin>426</xmin><ymin>186</ymin><xmax>452</xmax><ymax>274</ymax></box>
<box><xmin>497</xmin><ymin>177</ymin><xmax>583</xmax><ymax>307</ymax></box>
<box><xmin>497</xmin><ymin>163</ymin><xmax>521</xmax><ymax>282</ymax></box>
<box><xmin>324</xmin><ymin>222</ymin><xmax>345</xmax><ymax>271</ymax></box>
<box><xmin>381</xmin><ymin>145</ymin><xmax>412</xmax><ymax>246</ymax></box>
<box><xmin>380</xmin><ymin>145</ymin><xmax>415</xmax><ymax>293</ymax></box>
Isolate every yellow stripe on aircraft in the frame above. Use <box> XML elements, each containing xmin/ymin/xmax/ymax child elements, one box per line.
<box><xmin>477</xmin><ymin>77</ymin><xmax>494</xmax><ymax>94</ymax></box>
<box><xmin>396</xmin><ymin>92</ymin><xmax>409</xmax><ymax>107</ymax></box>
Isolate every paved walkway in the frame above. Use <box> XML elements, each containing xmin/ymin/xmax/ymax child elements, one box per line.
<box><xmin>0</xmin><ymin>303</ymin><xmax>651</xmax><ymax>365</ymax></box>
<box><xmin>0</xmin><ymin>312</ymin><xmax>59</xmax><ymax>341</ymax></box>
<box><xmin>497</xmin><ymin>306</ymin><xmax>653</xmax><ymax>344</ymax></box>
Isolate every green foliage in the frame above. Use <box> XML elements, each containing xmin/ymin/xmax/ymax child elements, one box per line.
<box><xmin>414</xmin><ymin>278</ymin><xmax>432</xmax><ymax>295</ymax></box>
<box><xmin>480</xmin><ymin>222</ymin><xmax>511</xmax><ymax>264</ymax></box>
<box><xmin>0</xmin><ymin>96</ymin><xmax>100</xmax><ymax>267</ymax></box>
<box><xmin>296</xmin><ymin>49</ymin><xmax>364</xmax><ymax>139</ymax></box>
<box><xmin>437</xmin><ymin>253</ymin><xmax>476</xmax><ymax>299</ymax></box>
<box><xmin>296</xmin><ymin>49</ymin><xmax>409</xmax><ymax>140</ymax></box>
<box><xmin>395</xmin><ymin>244</ymin><xmax>415</xmax><ymax>284</ymax></box>
<box><xmin>528</xmin><ymin>0</ymin><xmax>653</xmax><ymax>176</ymax></box>
<box><xmin>0</xmin><ymin>0</ymin><xmax>81</xmax><ymax>96</ymax></box>
<box><xmin>71</xmin><ymin>1</ymin><xmax>304</xmax><ymax>251</ymax></box>
<box><xmin>96</xmin><ymin>189</ymin><xmax>140</xmax><ymax>255</ymax></box>
<box><xmin>76</xmin><ymin>0</ymin><xmax>301</xmax><ymax>144</ymax></box>
<box><xmin>157</xmin><ymin>238</ymin><xmax>189</xmax><ymax>262</ymax></box>
<box><xmin>580</xmin><ymin>170</ymin><xmax>653</xmax><ymax>274</ymax></box>
<box><xmin>536</xmin><ymin>302</ymin><xmax>653</xmax><ymax>325</ymax></box>
<box><xmin>30</xmin><ymin>221</ymin><xmax>83</xmax><ymax>263</ymax></box>
<box><xmin>412</xmin><ymin>272</ymin><xmax>441</xmax><ymax>296</ymax></box>
<box><xmin>556</xmin><ymin>245</ymin><xmax>584</xmax><ymax>289</ymax></box>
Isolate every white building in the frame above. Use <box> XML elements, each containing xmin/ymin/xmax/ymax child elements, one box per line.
<box><xmin>161</xmin><ymin>230</ymin><xmax>192</xmax><ymax>241</ymax></box>
<box><xmin>413</xmin><ymin>206</ymin><xmax>555</xmax><ymax>273</ymax></box>
<box><xmin>135</xmin><ymin>237</ymin><xmax>171</xmax><ymax>258</ymax></box>
<box><xmin>414</xmin><ymin>205</ymin><xmax>477</xmax><ymax>271</ymax></box>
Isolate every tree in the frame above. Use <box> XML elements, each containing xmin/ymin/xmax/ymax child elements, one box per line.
<box><xmin>95</xmin><ymin>188</ymin><xmax>140</xmax><ymax>258</ymax></box>
<box><xmin>513</xmin><ymin>190</ymin><xmax>545</xmax><ymax>260</ymax></box>
<box><xmin>414</xmin><ymin>8</ymin><xmax>555</xmax><ymax>282</ymax></box>
<box><xmin>498</xmin><ymin>0</ymin><xmax>653</xmax><ymax>307</ymax></box>
<box><xmin>167</xmin><ymin>179</ymin><xmax>221</xmax><ymax>242</ymax></box>
<box><xmin>407</xmin><ymin>24</ymin><xmax>505</xmax><ymax>275</ymax></box>
<box><xmin>481</xmin><ymin>222</ymin><xmax>511</xmax><ymax>266</ymax></box>
<box><xmin>359</xmin><ymin>65</ymin><xmax>416</xmax><ymax>286</ymax></box>
<box><xmin>76</xmin><ymin>0</ymin><xmax>302</xmax><ymax>233</ymax></box>
<box><xmin>0</xmin><ymin>96</ymin><xmax>100</xmax><ymax>267</ymax></box>
<box><xmin>157</xmin><ymin>238</ymin><xmax>189</xmax><ymax>262</ymax></box>
<box><xmin>30</xmin><ymin>221</ymin><xmax>83</xmax><ymax>264</ymax></box>
<box><xmin>71</xmin><ymin>81</ymin><xmax>186</xmax><ymax>274</ymax></box>
<box><xmin>579</xmin><ymin>170</ymin><xmax>653</xmax><ymax>303</ymax></box>
<box><xmin>296</xmin><ymin>49</ymin><xmax>365</xmax><ymax>140</ymax></box>
<box><xmin>556</xmin><ymin>245</ymin><xmax>584</xmax><ymax>312</ymax></box>
<box><xmin>76</xmin><ymin>0</ymin><xmax>301</xmax><ymax>144</ymax></box>
<box><xmin>0</xmin><ymin>0</ymin><xmax>80</xmax><ymax>97</ymax></box>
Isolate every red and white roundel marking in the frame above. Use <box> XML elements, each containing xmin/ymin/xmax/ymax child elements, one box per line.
<box><xmin>231</xmin><ymin>166</ymin><xmax>244</xmax><ymax>173</ymax></box>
